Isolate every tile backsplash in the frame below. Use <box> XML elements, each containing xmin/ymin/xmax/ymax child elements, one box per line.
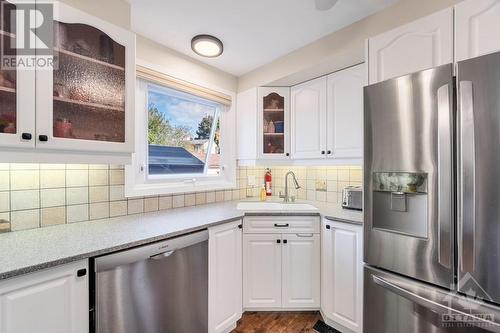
<box><xmin>0</xmin><ymin>164</ymin><xmax>362</xmax><ymax>233</ymax></box>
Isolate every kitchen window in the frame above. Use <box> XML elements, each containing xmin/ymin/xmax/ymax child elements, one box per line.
<box><xmin>125</xmin><ymin>66</ymin><xmax>236</xmax><ymax>196</ymax></box>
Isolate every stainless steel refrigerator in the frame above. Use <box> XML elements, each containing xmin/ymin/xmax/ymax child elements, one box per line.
<box><xmin>364</xmin><ymin>51</ymin><xmax>500</xmax><ymax>332</ymax></box>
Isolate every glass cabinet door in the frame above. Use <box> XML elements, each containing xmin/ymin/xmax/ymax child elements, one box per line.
<box><xmin>0</xmin><ymin>0</ymin><xmax>35</xmax><ymax>148</ymax></box>
<box><xmin>258</xmin><ymin>87</ymin><xmax>289</xmax><ymax>159</ymax></box>
<box><xmin>52</xmin><ymin>21</ymin><xmax>126</xmax><ymax>143</ymax></box>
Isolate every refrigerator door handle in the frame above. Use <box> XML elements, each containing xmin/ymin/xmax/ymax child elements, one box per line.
<box><xmin>459</xmin><ymin>80</ymin><xmax>475</xmax><ymax>273</ymax></box>
<box><xmin>372</xmin><ymin>274</ymin><xmax>500</xmax><ymax>332</ymax></box>
<box><xmin>437</xmin><ymin>84</ymin><xmax>453</xmax><ymax>269</ymax></box>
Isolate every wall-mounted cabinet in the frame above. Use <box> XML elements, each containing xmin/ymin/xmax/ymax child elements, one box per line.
<box><xmin>257</xmin><ymin>87</ymin><xmax>290</xmax><ymax>160</ymax></box>
<box><xmin>367</xmin><ymin>8</ymin><xmax>453</xmax><ymax>84</ymax></box>
<box><xmin>0</xmin><ymin>1</ymin><xmax>135</xmax><ymax>163</ymax></box>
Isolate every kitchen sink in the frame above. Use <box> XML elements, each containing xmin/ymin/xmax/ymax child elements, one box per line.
<box><xmin>237</xmin><ymin>202</ymin><xmax>318</xmax><ymax>212</ymax></box>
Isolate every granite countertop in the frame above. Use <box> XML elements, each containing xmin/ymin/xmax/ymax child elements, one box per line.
<box><xmin>0</xmin><ymin>200</ymin><xmax>362</xmax><ymax>280</ymax></box>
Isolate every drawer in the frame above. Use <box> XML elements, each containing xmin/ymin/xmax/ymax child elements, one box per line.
<box><xmin>243</xmin><ymin>216</ymin><xmax>320</xmax><ymax>234</ymax></box>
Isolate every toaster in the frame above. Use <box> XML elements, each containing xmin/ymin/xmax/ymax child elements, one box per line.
<box><xmin>342</xmin><ymin>186</ymin><xmax>363</xmax><ymax>211</ymax></box>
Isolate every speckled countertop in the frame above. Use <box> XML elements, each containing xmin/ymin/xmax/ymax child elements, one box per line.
<box><xmin>0</xmin><ymin>200</ymin><xmax>362</xmax><ymax>280</ymax></box>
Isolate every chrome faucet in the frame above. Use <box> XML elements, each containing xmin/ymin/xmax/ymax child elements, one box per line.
<box><xmin>279</xmin><ymin>171</ymin><xmax>301</xmax><ymax>203</ymax></box>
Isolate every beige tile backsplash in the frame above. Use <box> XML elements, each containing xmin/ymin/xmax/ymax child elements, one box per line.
<box><xmin>0</xmin><ymin>163</ymin><xmax>362</xmax><ymax>233</ymax></box>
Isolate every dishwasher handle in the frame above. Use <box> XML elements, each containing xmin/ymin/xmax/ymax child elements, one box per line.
<box><xmin>95</xmin><ymin>229</ymin><xmax>209</xmax><ymax>272</ymax></box>
<box><xmin>149</xmin><ymin>250</ymin><xmax>175</xmax><ymax>260</ymax></box>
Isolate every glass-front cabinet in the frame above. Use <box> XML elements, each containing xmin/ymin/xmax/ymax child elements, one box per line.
<box><xmin>0</xmin><ymin>0</ymin><xmax>35</xmax><ymax>149</ymax></box>
<box><xmin>36</xmin><ymin>2</ymin><xmax>135</xmax><ymax>154</ymax></box>
<box><xmin>257</xmin><ymin>87</ymin><xmax>290</xmax><ymax>159</ymax></box>
<box><xmin>0</xmin><ymin>1</ymin><xmax>135</xmax><ymax>161</ymax></box>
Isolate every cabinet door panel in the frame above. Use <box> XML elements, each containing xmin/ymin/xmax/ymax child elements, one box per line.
<box><xmin>0</xmin><ymin>260</ymin><xmax>88</xmax><ymax>333</ymax></box>
<box><xmin>243</xmin><ymin>234</ymin><xmax>282</xmax><ymax>308</ymax></box>
<box><xmin>257</xmin><ymin>87</ymin><xmax>290</xmax><ymax>160</ymax></box>
<box><xmin>327</xmin><ymin>64</ymin><xmax>364</xmax><ymax>160</ymax></box>
<box><xmin>368</xmin><ymin>8</ymin><xmax>453</xmax><ymax>84</ymax></box>
<box><xmin>0</xmin><ymin>0</ymin><xmax>35</xmax><ymax>149</ymax></box>
<box><xmin>322</xmin><ymin>220</ymin><xmax>363</xmax><ymax>333</ymax></box>
<box><xmin>455</xmin><ymin>0</ymin><xmax>500</xmax><ymax>62</ymax></box>
<box><xmin>36</xmin><ymin>2</ymin><xmax>134</xmax><ymax>153</ymax></box>
<box><xmin>282</xmin><ymin>234</ymin><xmax>320</xmax><ymax>308</ymax></box>
<box><xmin>209</xmin><ymin>221</ymin><xmax>242</xmax><ymax>333</ymax></box>
<box><xmin>291</xmin><ymin>77</ymin><xmax>327</xmax><ymax>159</ymax></box>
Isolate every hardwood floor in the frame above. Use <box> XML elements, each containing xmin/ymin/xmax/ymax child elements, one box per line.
<box><xmin>232</xmin><ymin>311</ymin><xmax>322</xmax><ymax>333</ymax></box>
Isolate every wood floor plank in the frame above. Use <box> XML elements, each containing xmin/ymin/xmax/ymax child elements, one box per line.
<box><xmin>233</xmin><ymin>311</ymin><xmax>322</xmax><ymax>333</ymax></box>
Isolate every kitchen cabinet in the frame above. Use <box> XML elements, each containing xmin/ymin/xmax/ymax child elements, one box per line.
<box><xmin>367</xmin><ymin>8</ymin><xmax>453</xmax><ymax>84</ymax></box>
<box><xmin>208</xmin><ymin>220</ymin><xmax>243</xmax><ymax>333</ymax></box>
<box><xmin>0</xmin><ymin>1</ymin><xmax>135</xmax><ymax>163</ymax></box>
<box><xmin>326</xmin><ymin>64</ymin><xmax>364</xmax><ymax>160</ymax></box>
<box><xmin>243</xmin><ymin>216</ymin><xmax>320</xmax><ymax>310</ymax></box>
<box><xmin>290</xmin><ymin>77</ymin><xmax>327</xmax><ymax>159</ymax></box>
<box><xmin>0</xmin><ymin>260</ymin><xmax>89</xmax><ymax>333</ymax></box>
<box><xmin>321</xmin><ymin>219</ymin><xmax>363</xmax><ymax>333</ymax></box>
<box><xmin>282</xmin><ymin>234</ymin><xmax>320</xmax><ymax>308</ymax></box>
<box><xmin>455</xmin><ymin>0</ymin><xmax>500</xmax><ymax>62</ymax></box>
<box><xmin>257</xmin><ymin>87</ymin><xmax>290</xmax><ymax>160</ymax></box>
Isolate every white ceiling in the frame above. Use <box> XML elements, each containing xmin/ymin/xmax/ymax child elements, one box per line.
<box><xmin>129</xmin><ymin>0</ymin><xmax>399</xmax><ymax>76</ymax></box>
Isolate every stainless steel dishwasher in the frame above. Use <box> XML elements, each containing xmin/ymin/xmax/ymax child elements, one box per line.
<box><xmin>94</xmin><ymin>230</ymin><xmax>208</xmax><ymax>333</ymax></box>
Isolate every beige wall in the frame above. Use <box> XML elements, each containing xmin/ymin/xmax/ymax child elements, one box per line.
<box><xmin>237</xmin><ymin>0</ymin><xmax>463</xmax><ymax>91</ymax></box>
<box><xmin>59</xmin><ymin>0</ymin><xmax>131</xmax><ymax>29</ymax></box>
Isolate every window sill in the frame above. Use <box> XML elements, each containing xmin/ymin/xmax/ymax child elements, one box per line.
<box><xmin>125</xmin><ymin>179</ymin><xmax>237</xmax><ymax>198</ymax></box>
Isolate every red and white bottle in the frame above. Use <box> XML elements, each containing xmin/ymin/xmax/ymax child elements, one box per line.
<box><xmin>265</xmin><ymin>168</ymin><xmax>272</xmax><ymax>196</ymax></box>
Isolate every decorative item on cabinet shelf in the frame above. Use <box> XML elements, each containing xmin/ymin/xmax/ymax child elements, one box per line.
<box><xmin>0</xmin><ymin>71</ymin><xmax>15</xmax><ymax>89</ymax></box>
<box><xmin>267</xmin><ymin>120</ymin><xmax>275</xmax><ymax>134</ymax></box>
<box><xmin>274</xmin><ymin>121</ymin><xmax>284</xmax><ymax>133</ymax></box>
<box><xmin>0</xmin><ymin>112</ymin><xmax>16</xmax><ymax>134</ymax></box>
<box><xmin>54</xmin><ymin>118</ymin><xmax>74</xmax><ymax>138</ymax></box>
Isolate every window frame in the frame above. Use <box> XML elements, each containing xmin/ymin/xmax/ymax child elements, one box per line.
<box><xmin>125</xmin><ymin>66</ymin><xmax>236</xmax><ymax>197</ymax></box>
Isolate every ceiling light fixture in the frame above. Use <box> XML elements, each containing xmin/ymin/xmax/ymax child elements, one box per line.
<box><xmin>315</xmin><ymin>0</ymin><xmax>339</xmax><ymax>11</ymax></box>
<box><xmin>191</xmin><ymin>34</ymin><xmax>223</xmax><ymax>58</ymax></box>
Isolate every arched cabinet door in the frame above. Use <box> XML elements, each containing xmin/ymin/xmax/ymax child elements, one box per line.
<box><xmin>257</xmin><ymin>87</ymin><xmax>290</xmax><ymax>160</ymax></box>
<box><xmin>368</xmin><ymin>8</ymin><xmax>453</xmax><ymax>84</ymax></box>
<box><xmin>455</xmin><ymin>0</ymin><xmax>500</xmax><ymax>62</ymax></box>
<box><xmin>35</xmin><ymin>2</ymin><xmax>135</xmax><ymax>154</ymax></box>
<box><xmin>0</xmin><ymin>0</ymin><xmax>36</xmax><ymax>149</ymax></box>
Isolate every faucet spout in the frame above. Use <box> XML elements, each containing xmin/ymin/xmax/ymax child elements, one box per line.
<box><xmin>280</xmin><ymin>171</ymin><xmax>301</xmax><ymax>203</ymax></box>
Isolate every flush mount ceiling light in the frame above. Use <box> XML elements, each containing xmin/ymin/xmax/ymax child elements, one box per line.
<box><xmin>315</xmin><ymin>0</ymin><xmax>339</xmax><ymax>11</ymax></box>
<box><xmin>191</xmin><ymin>34</ymin><xmax>223</xmax><ymax>58</ymax></box>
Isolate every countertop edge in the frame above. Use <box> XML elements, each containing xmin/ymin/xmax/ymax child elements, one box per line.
<box><xmin>324</xmin><ymin>215</ymin><xmax>364</xmax><ymax>226</ymax></box>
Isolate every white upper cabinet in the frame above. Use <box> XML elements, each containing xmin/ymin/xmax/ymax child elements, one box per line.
<box><xmin>281</xmin><ymin>234</ymin><xmax>320</xmax><ymax>309</ymax></box>
<box><xmin>290</xmin><ymin>77</ymin><xmax>327</xmax><ymax>159</ymax></box>
<box><xmin>0</xmin><ymin>260</ymin><xmax>89</xmax><ymax>333</ymax></box>
<box><xmin>368</xmin><ymin>8</ymin><xmax>453</xmax><ymax>84</ymax></box>
<box><xmin>455</xmin><ymin>0</ymin><xmax>500</xmax><ymax>62</ymax></box>
<box><xmin>208</xmin><ymin>220</ymin><xmax>242</xmax><ymax>333</ymax></box>
<box><xmin>257</xmin><ymin>87</ymin><xmax>290</xmax><ymax>160</ymax></box>
<box><xmin>326</xmin><ymin>64</ymin><xmax>364</xmax><ymax>160</ymax></box>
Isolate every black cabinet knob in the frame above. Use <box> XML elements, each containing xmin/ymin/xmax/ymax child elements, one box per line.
<box><xmin>327</xmin><ymin>150</ymin><xmax>332</xmax><ymax>155</ymax></box>
<box><xmin>326</xmin><ymin>225</ymin><xmax>331</xmax><ymax>230</ymax></box>
<box><xmin>39</xmin><ymin>135</ymin><xmax>48</xmax><ymax>142</ymax></box>
<box><xmin>238</xmin><ymin>224</ymin><xmax>242</xmax><ymax>229</ymax></box>
<box><xmin>321</xmin><ymin>151</ymin><xmax>326</xmax><ymax>155</ymax></box>
<box><xmin>21</xmin><ymin>133</ymin><xmax>32</xmax><ymax>140</ymax></box>
<box><xmin>283</xmin><ymin>239</ymin><xmax>288</xmax><ymax>244</ymax></box>
<box><xmin>285</xmin><ymin>153</ymin><xmax>290</xmax><ymax>157</ymax></box>
<box><xmin>277</xmin><ymin>239</ymin><xmax>281</xmax><ymax>244</ymax></box>
<box><xmin>76</xmin><ymin>268</ymin><xmax>87</xmax><ymax>277</ymax></box>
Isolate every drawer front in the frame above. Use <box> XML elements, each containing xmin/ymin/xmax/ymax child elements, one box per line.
<box><xmin>243</xmin><ymin>216</ymin><xmax>320</xmax><ymax>234</ymax></box>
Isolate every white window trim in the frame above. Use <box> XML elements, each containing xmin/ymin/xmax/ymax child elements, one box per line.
<box><xmin>125</xmin><ymin>62</ymin><xmax>237</xmax><ymax>197</ymax></box>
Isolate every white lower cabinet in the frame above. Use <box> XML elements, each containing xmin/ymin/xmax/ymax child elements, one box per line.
<box><xmin>208</xmin><ymin>220</ymin><xmax>243</xmax><ymax>333</ymax></box>
<box><xmin>0</xmin><ymin>260</ymin><xmax>89</xmax><ymax>333</ymax></box>
<box><xmin>243</xmin><ymin>216</ymin><xmax>320</xmax><ymax>310</ymax></box>
<box><xmin>321</xmin><ymin>219</ymin><xmax>363</xmax><ymax>333</ymax></box>
<box><xmin>282</xmin><ymin>234</ymin><xmax>321</xmax><ymax>308</ymax></box>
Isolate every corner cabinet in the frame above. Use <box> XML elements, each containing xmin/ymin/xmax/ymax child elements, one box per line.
<box><xmin>367</xmin><ymin>7</ymin><xmax>453</xmax><ymax>84</ymax></box>
<box><xmin>321</xmin><ymin>219</ymin><xmax>363</xmax><ymax>333</ymax></box>
<box><xmin>208</xmin><ymin>220</ymin><xmax>243</xmax><ymax>333</ymax></box>
<box><xmin>0</xmin><ymin>1</ymin><xmax>135</xmax><ymax>163</ymax></box>
<box><xmin>0</xmin><ymin>260</ymin><xmax>89</xmax><ymax>333</ymax></box>
<box><xmin>455</xmin><ymin>0</ymin><xmax>500</xmax><ymax>62</ymax></box>
<box><xmin>257</xmin><ymin>87</ymin><xmax>290</xmax><ymax>160</ymax></box>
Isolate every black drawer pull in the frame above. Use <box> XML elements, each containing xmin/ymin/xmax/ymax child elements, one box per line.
<box><xmin>39</xmin><ymin>135</ymin><xmax>48</xmax><ymax>142</ymax></box>
<box><xmin>77</xmin><ymin>268</ymin><xmax>87</xmax><ymax>277</ymax></box>
<box><xmin>277</xmin><ymin>239</ymin><xmax>281</xmax><ymax>244</ymax></box>
<box><xmin>21</xmin><ymin>133</ymin><xmax>32</xmax><ymax>140</ymax></box>
<box><xmin>326</xmin><ymin>225</ymin><xmax>331</xmax><ymax>229</ymax></box>
<box><xmin>274</xmin><ymin>223</ymin><xmax>289</xmax><ymax>228</ymax></box>
<box><xmin>283</xmin><ymin>239</ymin><xmax>288</xmax><ymax>244</ymax></box>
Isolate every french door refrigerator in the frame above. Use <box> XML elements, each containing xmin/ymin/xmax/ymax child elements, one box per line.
<box><xmin>364</xmin><ymin>51</ymin><xmax>500</xmax><ymax>332</ymax></box>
